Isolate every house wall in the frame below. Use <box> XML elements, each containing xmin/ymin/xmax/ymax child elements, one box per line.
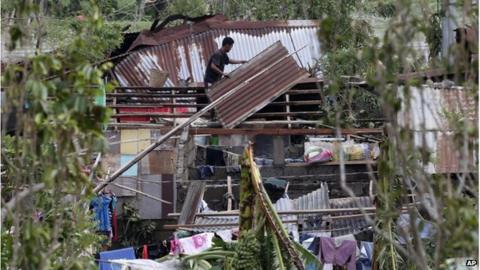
<box><xmin>103</xmin><ymin>130</ymin><xmax>177</xmax><ymax>219</ymax></box>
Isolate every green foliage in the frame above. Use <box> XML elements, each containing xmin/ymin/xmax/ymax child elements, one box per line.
<box><xmin>372</xmin><ymin>2</ymin><xmax>397</xmax><ymax>18</ymax></box>
<box><xmin>425</xmin><ymin>13</ymin><xmax>442</xmax><ymax>59</ymax></box>
<box><xmin>232</xmin><ymin>229</ymin><xmax>262</xmax><ymax>269</ymax></box>
<box><xmin>118</xmin><ymin>203</ymin><xmax>157</xmax><ymax>247</ymax></box>
<box><xmin>182</xmin><ymin>238</ymin><xmax>236</xmax><ymax>270</ymax></box>
<box><xmin>1</xmin><ymin>2</ymin><xmax>116</xmax><ymax>269</ymax></box>
<box><xmin>313</xmin><ymin>0</ymin><xmax>382</xmax><ymax>127</ymax></box>
<box><xmin>239</xmin><ymin>151</ymin><xmax>255</xmax><ymax>232</ymax></box>
<box><xmin>164</xmin><ymin>0</ymin><xmax>207</xmax><ymax>18</ymax></box>
<box><xmin>358</xmin><ymin>1</ymin><xmax>478</xmax><ymax>269</ymax></box>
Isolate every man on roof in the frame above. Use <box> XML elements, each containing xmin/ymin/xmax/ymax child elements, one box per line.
<box><xmin>204</xmin><ymin>37</ymin><xmax>247</xmax><ymax>87</ymax></box>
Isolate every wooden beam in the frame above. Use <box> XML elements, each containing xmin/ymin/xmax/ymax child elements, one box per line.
<box><xmin>178</xmin><ymin>182</ymin><xmax>205</xmax><ymax>224</ymax></box>
<box><xmin>107</xmin><ymin>93</ymin><xmax>205</xmax><ymax>98</ymax></box>
<box><xmin>227</xmin><ymin>176</ymin><xmax>232</xmax><ymax>211</ymax></box>
<box><xmin>105</xmin><ymin>125</ymin><xmax>384</xmax><ymax>135</ymax></box>
<box><xmin>110</xmin><ymin>182</ymin><xmax>172</xmax><ymax>204</ymax></box>
<box><xmin>115</xmin><ymin>86</ymin><xmax>205</xmax><ymax>91</ymax></box>
<box><xmin>106</xmin><ymin>100</ymin><xmax>323</xmax><ymax>108</ymax></box>
<box><xmin>110</xmin><ymin>111</ymin><xmax>326</xmax><ymax>118</ymax></box>
<box><xmin>107</xmin><ymin>89</ymin><xmax>322</xmax><ymax>98</ymax></box>
<box><xmin>273</xmin><ymin>136</ymin><xmax>285</xmax><ymax>166</ymax></box>
<box><xmin>286</xmin><ymin>89</ymin><xmax>322</xmax><ymax>94</ymax></box>
<box><xmin>189</xmin><ymin>128</ymin><xmax>384</xmax><ymax>136</ymax></box>
<box><xmin>108</xmin><ymin>103</ymin><xmax>206</xmax><ymax>108</ymax></box>
<box><xmin>111</xmin><ymin>113</ymin><xmax>194</xmax><ymax>118</ymax></box>
<box><xmin>164</xmin><ymin>220</ymin><xmax>299</xmax><ymax>229</ymax></box>
<box><xmin>167</xmin><ymin>207</ymin><xmax>377</xmax><ymax>217</ymax></box>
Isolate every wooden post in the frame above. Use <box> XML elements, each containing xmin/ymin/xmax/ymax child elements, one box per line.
<box><xmin>227</xmin><ymin>176</ymin><xmax>232</xmax><ymax>211</ymax></box>
<box><xmin>178</xmin><ymin>181</ymin><xmax>205</xmax><ymax>224</ymax></box>
<box><xmin>273</xmin><ymin>136</ymin><xmax>285</xmax><ymax>166</ymax></box>
<box><xmin>285</xmin><ymin>93</ymin><xmax>292</xmax><ymax>128</ymax></box>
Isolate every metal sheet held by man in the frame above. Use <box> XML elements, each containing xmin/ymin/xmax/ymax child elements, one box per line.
<box><xmin>207</xmin><ymin>42</ymin><xmax>309</xmax><ymax>128</ymax></box>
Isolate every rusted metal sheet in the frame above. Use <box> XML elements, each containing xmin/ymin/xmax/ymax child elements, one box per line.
<box><xmin>398</xmin><ymin>85</ymin><xmax>478</xmax><ymax>173</ymax></box>
<box><xmin>113</xmin><ymin>15</ymin><xmax>320</xmax><ymax>87</ymax></box>
<box><xmin>207</xmin><ymin>42</ymin><xmax>309</xmax><ymax>128</ymax></box>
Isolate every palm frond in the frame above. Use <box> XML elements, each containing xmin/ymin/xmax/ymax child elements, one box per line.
<box><xmin>197</xmin><ymin>259</ymin><xmax>212</xmax><ymax>269</ymax></box>
<box><xmin>293</xmin><ymin>241</ymin><xmax>323</xmax><ymax>270</ymax></box>
<box><xmin>271</xmin><ymin>230</ymin><xmax>287</xmax><ymax>270</ymax></box>
<box><xmin>246</xmin><ymin>147</ymin><xmax>305</xmax><ymax>270</ymax></box>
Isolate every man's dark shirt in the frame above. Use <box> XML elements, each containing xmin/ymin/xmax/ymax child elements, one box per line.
<box><xmin>204</xmin><ymin>49</ymin><xmax>229</xmax><ymax>84</ymax></box>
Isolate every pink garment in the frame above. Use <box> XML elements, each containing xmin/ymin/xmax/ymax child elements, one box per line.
<box><xmin>169</xmin><ymin>239</ymin><xmax>182</xmax><ymax>255</ymax></box>
<box><xmin>192</xmin><ymin>234</ymin><xmax>207</xmax><ymax>248</ymax></box>
<box><xmin>319</xmin><ymin>237</ymin><xmax>356</xmax><ymax>270</ymax></box>
<box><xmin>306</xmin><ymin>149</ymin><xmax>333</xmax><ymax>164</ymax></box>
<box><xmin>170</xmin><ymin>233</ymin><xmax>215</xmax><ymax>255</ymax></box>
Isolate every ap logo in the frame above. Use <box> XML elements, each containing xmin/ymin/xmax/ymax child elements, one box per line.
<box><xmin>466</xmin><ymin>259</ymin><xmax>478</xmax><ymax>267</ymax></box>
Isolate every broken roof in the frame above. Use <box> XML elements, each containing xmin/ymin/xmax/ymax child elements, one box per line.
<box><xmin>113</xmin><ymin>15</ymin><xmax>320</xmax><ymax>87</ymax></box>
<box><xmin>207</xmin><ymin>42</ymin><xmax>309</xmax><ymax>128</ymax></box>
<box><xmin>397</xmin><ymin>84</ymin><xmax>478</xmax><ymax>173</ymax></box>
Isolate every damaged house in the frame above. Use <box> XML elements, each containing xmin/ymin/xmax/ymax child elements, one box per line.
<box><xmin>96</xmin><ymin>14</ymin><xmax>477</xmax><ymax>263</ymax></box>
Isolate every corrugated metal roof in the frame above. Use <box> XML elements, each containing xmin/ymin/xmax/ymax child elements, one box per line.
<box><xmin>187</xmin><ymin>185</ymin><xmax>373</xmax><ymax>238</ymax></box>
<box><xmin>328</xmin><ymin>196</ymin><xmax>373</xmax><ymax>237</ymax></box>
<box><xmin>188</xmin><ymin>184</ymin><xmax>329</xmax><ymax>233</ymax></box>
<box><xmin>275</xmin><ymin>197</ymin><xmax>299</xmax><ymax>242</ymax></box>
<box><xmin>113</xmin><ymin>15</ymin><xmax>320</xmax><ymax>87</ymax></box>
<box><xmin>191</xmin><ymin>215</ymin><xmax>239</xmax><ymax>232</ymax></box>
<box><xmin>189</xmin><ymin>209</ymin><xmax>299</xmax><ymax>233</ymax></box>
<box><xmin>207</xmin><ymin>42</ymin><xmax>309</xmax><ymax>128</ymax></box>
<box><xmin>397</xmin><ymin>84</ymin><xmax>478</xmax><ymax>173</ymax></box>
<box><xmin>292</xmin><ymin>182</ymin><xmax>330</xmax><ymax>211</ymax></box>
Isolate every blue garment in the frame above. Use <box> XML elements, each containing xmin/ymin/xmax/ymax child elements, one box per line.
<box><xmin>356</xmin><ymin>241</ymin><xmax>374</xmax><ymax>270</ymax></box>
<box><xmin>197</xmin><ymin>165</ymin><xmax>214</xmax><ymax>179</ymax></box>
<box><xmin>99</xmin><ymin>247</ymin><xmax>136</xmax><ymax>270</ymax></box>
<box><xmin>110</xmin><ymin>196</ymin><xmax>118</xmax><ymax>210</ymax></box>
<box><xmin>300</xmin><ymin>233</ymin><xmax>316</xmax><ymax>243</ymax></box>
<box><xmin>90</xmin><ymin>195</ymin><xmax>112</xmax><ymax>232</ymax></box>
<box><xmin>305</xmin><ymin>237</ymin><xmax>323</xmax><ymax>270</ymax></box>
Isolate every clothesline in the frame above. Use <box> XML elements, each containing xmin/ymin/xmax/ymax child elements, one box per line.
<box><xmin>114</xmin><ymin>171</ymin><xmax>376</xmax><ymax>185</ymax></box>
<box><xmin>108</xmin><ymin>137</ymin><xmax>179</xmax><ymax>145</ymax></box>
<box><xmin>110</xmin><ymin>182</ymin><xmax>172</xmax><ymax>204</ymax></box>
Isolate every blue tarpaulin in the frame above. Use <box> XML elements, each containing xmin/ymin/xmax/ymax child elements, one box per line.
<box><xmin>99</xmin><ymin>247</ymin><xmax>136</xmax><ymax>270</ymax></box>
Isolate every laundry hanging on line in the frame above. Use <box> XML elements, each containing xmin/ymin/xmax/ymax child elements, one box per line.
<box><xmin>89</xmin><ymin>192</ymin><xmax>118</xmax><ymax>241</ymax></box>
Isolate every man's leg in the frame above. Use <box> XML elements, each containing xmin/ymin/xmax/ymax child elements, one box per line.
<box><xmin>204</xmin><ymin>82</ymin><xmax>215</xmax><ymax>121</ymax></box>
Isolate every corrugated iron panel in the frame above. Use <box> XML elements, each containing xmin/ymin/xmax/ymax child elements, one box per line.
<box><xmin>191</xmin><ymin>216</ymin><xmax>239</xmax><ymax>232</ymax></box>
<box><xmin>291</xmin><ymin>183</ymin><xmax>329</xmax><ymax>231</ymax></box>
<box><xmin>292</xmin><ymin>182</ymin><xmax>330</xmax><ymax>211</ymax></box>
<box><xmin>329</xmin><ymin>196</ymin><xmax>373</xmax><ymax>237</ymax></box>
<box><xmin>207</xmin><ymin>42</ymin><xmax>309</xmax><ymax>128</ymax></box>
<box><xmin>398</xmin><ymin>85</ymin><xmax>478</xmax><ymax>173</ymax></box>
<box><xmin>190</xmin><ymin>206</ymin><xmax>299</xmax><ymax>233</ymax></box>
<box><xmin>275</xmin><ymin>197</ymin><xmax>299</xmax><ymax>242</ymax></box>
<box><xmin>113</xmin><ymin>16</ymin><xmax>320</xmax><ymax>87</ymax></box>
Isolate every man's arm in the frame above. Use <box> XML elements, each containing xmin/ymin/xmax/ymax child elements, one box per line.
<box><xmin>229</xmin><ymin>59</ymin><xmax>247</xmax><ymax>64</ymax></box>
<box><xmin>210</xmin><ymin>63</ymin><xmax>227</xmax><ymax>76</ymax></box>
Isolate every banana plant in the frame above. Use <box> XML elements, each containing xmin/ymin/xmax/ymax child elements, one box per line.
<box><xmin>180</xmin><ymin>146</ymin><xmax>323</xmax><ymax>270</ymax></box>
